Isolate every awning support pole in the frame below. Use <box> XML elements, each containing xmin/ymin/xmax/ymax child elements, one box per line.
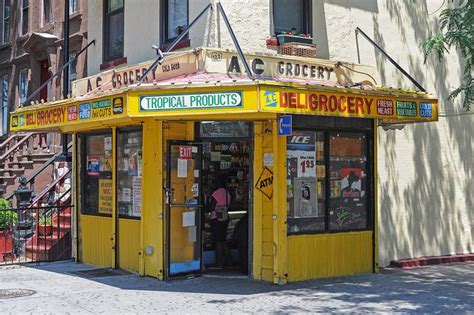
<box><xmin>21</xmin><ymin>39</ymin><xmax>96</xmax><ymax>107</ymax></box>
<box><xmin>216</xmin><ymin>3</ymin><xmax>253</xmax><ymax>80</ymax></box>
<box><xmin>355</xmin><ymin>27</ymin><xmax>426</xmax><ymax>92</ymax></box>
<box><xmin>138</xmin><ymin>3</ymin><xmax>213</xmax><ymax>84</ymax></box>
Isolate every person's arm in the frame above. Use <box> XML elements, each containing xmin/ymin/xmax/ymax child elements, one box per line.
<box><xmin>208</xmin><ymin>196</ymin><xmax>217</xmax><ymax>214</ymax></box>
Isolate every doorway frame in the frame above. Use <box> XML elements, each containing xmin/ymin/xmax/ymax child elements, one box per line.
<box><xmin>195</xmin><ymin>121</ymin><xmax>254</xmax><ymax>277</ymax></box>
<box><xmin>165</xmin><ymin>140</ymin><xmax>204</xmax><ymax>280</ymax></box>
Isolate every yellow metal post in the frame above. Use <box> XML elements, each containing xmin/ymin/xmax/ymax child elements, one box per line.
<box><xmin>252</xmin><ymin>122</ymin><xmax>263</xmax><ymax>279</ymax></box>
<box><xmin>373</xmin><ymin>119</ymin><xmax>379</xmax><ymax>273</ymax></box>
<box><xmin>72</xmin><ymin>133</ymin><xmax>78</xmax><ymax>262</ymax></box>
<box><xmin>111</xmin><ymin>127</ymin><xmax>117</xmax><ymax>268</ymax></box>
<box><xmin>272</xmin><ymin>119</ymin><xmax>288</xmax><ymax>284</ymax></box>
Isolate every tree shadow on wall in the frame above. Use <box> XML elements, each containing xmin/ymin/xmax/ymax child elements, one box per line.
<box><xmin>375</xmin><ymin>0</ymin><xmax>473</xmax><ymax>267</ymax></box>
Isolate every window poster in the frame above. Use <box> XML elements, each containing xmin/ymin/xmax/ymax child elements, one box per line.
<box><xmin>104</xmin><ymin>136</ymin><xmax>112</xmax><ymax>151</ymax></box>
<box><xmin>98</xmin><ymin>178</ymin><xmax>113</xmax><ymax>214</ymax></box>
<box><xmin>122</xmin><ymin>188</ymin><xmax>132</xmax><ymax>202</ymax></box>
<box><xmin>132</xmin><ymin>176</ymin><xmax>142</xmax><ymax>216</ymax></box>
<box><xmin>287</xmin><ymin>132</ymin><xmax>316</xmax><ymax>178</ymax></box>
<box><xmin>341</xmin><ymin>168</ymin><xmax>363</xmax><ymax>197</ymax></box>
<box><xmin>87</xmin><ymin>157</ymin><xmax>100</xmax><ymax>176</ymax></box>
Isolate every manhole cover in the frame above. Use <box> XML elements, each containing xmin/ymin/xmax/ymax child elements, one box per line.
<box><xmin>0</xmin><ymin>289</ymin><xmax>37</xmax><ymax>299</ymax></box>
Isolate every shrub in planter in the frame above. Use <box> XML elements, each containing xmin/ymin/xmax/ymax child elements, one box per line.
<box><xmin>38</xmin><ymin>215</ymin><xmax>53</xmax><ymax>237</ymax></box>
<box><xmin>0</xmin><ymin>199</ymin><xmax>14</xmax><ymax>259</ymax></box>
<box><xmin>0</xmin><ymin>198</ymin><xmax>15</xmax><ymax>230</ymax></box>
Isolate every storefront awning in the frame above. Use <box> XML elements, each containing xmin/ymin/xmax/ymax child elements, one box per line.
<box><xmin>10</xmin><ymin>48</ymin><xmax>438</xmax><ymax>133</ymax></box>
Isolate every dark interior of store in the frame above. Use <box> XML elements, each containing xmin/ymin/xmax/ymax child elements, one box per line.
<box><xmin>201</xmin><ymin>140</ymin><xmax>250</xmax><ymax>275</ymax></box>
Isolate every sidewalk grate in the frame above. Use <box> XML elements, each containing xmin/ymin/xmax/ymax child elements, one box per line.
<box><xmin>0</xmin><ymin>289</ymin><xmax>37</xmax><ymax>299</ymax></box>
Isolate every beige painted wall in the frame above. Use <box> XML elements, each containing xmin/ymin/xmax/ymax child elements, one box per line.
<box><xmin>85</xmin><ymin>0</ymin><xmax>473</xmax><ymax>267</ymax></box>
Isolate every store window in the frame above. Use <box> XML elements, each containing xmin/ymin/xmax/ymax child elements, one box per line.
<box><xmin>287</xmin><ymin>128</ymin><xmax>371</xmax><ymax>235</ymax></box>
<box><xmin>200</xmin><ymin>121</ymin><xmax>251</xmax><ymax>138</ymax></box>
<box><xmin>18</xmin><ymin>69</ymin><xmax>28</xmax><ymax>104</ymax></box>
<box><xmin>21</xmin><ymin>0</ymin><xmax>28</xmax><ymax>35</ymax></box>
<box><xmin>162</xmin><ymin>0</ymin><xmax>188</xmax><ymax>43</ymax></box>
<box><xmin>329</xmin><ymin>132</ymin><xmax>369</xmax><ymax>231</ymax></box>
<box><xmin>2</xmin><ymin>1</ymin><xmax>10</xmax><ymax>43</ymax></box>
<box><xmin>117</xmin><ymin>128</ymin><xmax>143</xmax><ymax>218</ymax></box>
<box><xmin>43</xmin><ymin>0</ymin><xmax>51</xmax><ymax>25</ymax></box>
<box><xmin>287</xmin><ymin>131</ymin><xmax>326</xmax><ymax>234</ymax></box>
<box><xmin>273</xmin><ymin>0</ymin><xmax>311</xmax><ymax>35</ymax></box>
<box><xmin>104</xmin><ymin>0</ymin><xmax>124</xmax><ymax>61</ymax></box>
<box><xmin>70</xmin><ymin>0</ymin><xmax>78</xmax><ymax>14</ymax></box>
<box><xmin>1</xmin><ymin>75</ymin><xmax>8</xmax><ymax>135</ymax></box>
<box><xmin>80</xmin><ymin>132</ymin><xmax>113</xmax><ymax>216</ymax></box>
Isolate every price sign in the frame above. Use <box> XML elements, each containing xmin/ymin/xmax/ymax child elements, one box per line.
<box><xmin>297</xmin><ymin>155</ymin><xmax>316</xmax><ymax>177</ymax></box>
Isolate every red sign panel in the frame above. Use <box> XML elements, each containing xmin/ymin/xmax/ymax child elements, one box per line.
<box><xmin>179</xmin><ymin>146</ymin><xmax>192</xmax><ymax>160</ymax></box>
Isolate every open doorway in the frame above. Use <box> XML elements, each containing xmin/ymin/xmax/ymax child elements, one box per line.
<box><xmin>199</xmin><ymin>122</ymin><xmax>252</xmax><ymax>276</ymax></box>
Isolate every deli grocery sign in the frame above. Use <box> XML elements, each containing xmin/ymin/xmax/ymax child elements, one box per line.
<box><xmin>139</xmin><ymin>92</ymin><xmax>242</xmax><ymax>111</ymax></box>
<box><xmin>261</xmin><ymin>89</ymin><xmax>438</xmax><ymax>121</ymax></box>
<box><xmin>10</xmin><ymin>96</ymin><xmax>125</xmax><ymax>130</ymax></box>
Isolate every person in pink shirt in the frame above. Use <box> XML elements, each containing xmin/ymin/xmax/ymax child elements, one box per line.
<box><xmin>208</xmin><ymin>178</ymin><xmax>231</xmax><ymax>268</ymax></box>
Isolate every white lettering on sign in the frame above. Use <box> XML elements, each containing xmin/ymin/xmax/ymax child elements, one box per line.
<box><xmin>140</xmin><ymin>92</ymin><xmax>242</xmax><ymax>111</ymax></box>
<box><xmin>180</xmin><ymin>146</ymin><xmax>192</xmax><ymax>160</ymax></box>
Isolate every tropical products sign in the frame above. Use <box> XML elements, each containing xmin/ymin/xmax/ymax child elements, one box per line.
<box><xmin>10</xmin><ymin>96</ymin><xmax>126</xmax><ymax>131</ymax></box>
<box><xmin>260</xmin><ymin>88</ymin><xmax>438</xmax><ymax>121</ymax></box>
<box><xmin>139</xmin><ymin>91</ymin><xmax>243</xmax><ymax>111</ymax></box>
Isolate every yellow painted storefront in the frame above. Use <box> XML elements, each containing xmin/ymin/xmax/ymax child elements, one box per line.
<box><xmin>10</xmin><ymin>81</ymin><xmax>438</xmax><ymax>283</ymax></box>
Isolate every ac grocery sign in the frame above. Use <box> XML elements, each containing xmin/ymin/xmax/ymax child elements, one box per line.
<box><xmin>261</xmin><ymin>88</ymin><xmax>438</xmax><ymax>121</ymax></box>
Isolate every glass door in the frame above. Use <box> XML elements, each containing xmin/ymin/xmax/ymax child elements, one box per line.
<box><xmin>166</xmin><ymin>141</ymin><xmax>203</xmax><ymax>279</ymax></box>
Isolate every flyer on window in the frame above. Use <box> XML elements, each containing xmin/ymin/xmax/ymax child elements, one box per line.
<box><xmin>87</xmin><ymin>157</ymin><xmax>100</xmax><ymax>176</ymax></box>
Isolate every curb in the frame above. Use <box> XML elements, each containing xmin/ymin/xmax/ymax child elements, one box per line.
<box><xmin>389</xmin><ymin>253</ymin><xmax>474</xmax><ymax>268</ymax></box>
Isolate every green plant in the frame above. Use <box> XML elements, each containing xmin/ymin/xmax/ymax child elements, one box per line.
<box><xmin>0</xmin><ymin>198</ymin><xmax>15</xmax><ymax>230</ymax></box>
<box><xmin>39</xmin><ymin>214</ymin><xmax>53</xmax><ymax>226</ymax></box>
<box><xmin>421</xmin><ymin>0</ymin><xmax>473</xmax><ymax>110</ymax></box>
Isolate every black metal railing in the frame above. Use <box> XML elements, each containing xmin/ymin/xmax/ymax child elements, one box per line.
<box><xmin>0</xmin><ymin>191</ymin><xmax>72</xmax><ymax>265</ymax></box>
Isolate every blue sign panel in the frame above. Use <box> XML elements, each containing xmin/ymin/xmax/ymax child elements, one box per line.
<box><xmin>278</xmin><ymin>115</ymin><xmax>292</xmax><ymax>136</ymax></box>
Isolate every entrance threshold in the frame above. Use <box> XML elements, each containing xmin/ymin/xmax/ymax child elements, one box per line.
<box><xmin>202</xmin><ymin>273</ymin><xmax>249</xmax><ymax>280</ymax></box>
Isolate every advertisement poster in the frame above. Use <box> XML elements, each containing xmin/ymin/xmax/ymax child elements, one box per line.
<box><xmin>98</xmin><ymin>179</ymin><xmax>113</xmax><ymax>214</ymax></box>
<box><xmin>87</xmin><ymin>157</ymin><xmax>100</xmax><ymax>176</ymax></box>
<box><xmin>132</xmin><ymin>176</ymin><xmax>142</xmax><ymax>216</ymax></box>
<box><xmin>287</xmin><ymin>132</ymin><xmax>316</xmax><ymax>178</ymax></box>
<box><xmin>104</xmin><ymin>137</ymin><xmax>112</xmax><ymax>151</ymax></box>
<box><xmin>340</xmin><ymin>168</ymin><xmax>362</xmax><ymax>197</ymax></box>
<box><xmin>122</xmin><ymin>188</ymin><xmax>132</xmax><ymax>202</ymax></box>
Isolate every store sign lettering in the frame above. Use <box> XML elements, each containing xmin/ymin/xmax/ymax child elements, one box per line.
<box><xmin>10</xmin><ymin>97</ymin><xmax>126</xmax><ymax>131</ymax></box>
<box><xmin>261</xmin><ymin>89</ymin><xmax>437</xmax><ymax>121</ymax></box>
<box><xmin>227</xmin><ymin>56</ymin><xmax>334</xmax><ymax>80</ymax></box>
<box><xmin>377</xmin><ymin>99</ymin><xmax>394</xmax><ymax>116</ymax></box>
<box><xmin>396</xmin><ymin>101</ymin><xmax>417</xmax><ymax>117</ymax></box>
<box><xmin>279</xmin><ymin>91</ymin><xmax>374</xmax><ymax>115</ymax></box>
<box><xmin>36</xmin><ymin>107</ymin><xmax>66</xmax><ymax>126</ymax></box>
<box><xmin>140</xmin><ymin>92</ymin><xmax>242</xmax><ymax>111</ymax></box>
<box><xmin>420</xmin><ymin>102</ymin><xmax>432</xmax><ymax>118</ymax></box>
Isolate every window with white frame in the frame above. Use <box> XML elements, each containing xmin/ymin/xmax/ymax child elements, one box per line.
<box><xmin>19</xmin><ymin>69</ymin><xmax>28</xmax><ymax>104</ymax></box>
<box><xmin>68</xmin><ymin>51</ymin><xmax>77</xmax><ymax>93</ymax></box>
<box><xmin>1</xmin><ymin>74</ymin><xmax>9</xmax><ymax>135</ymax></box>
<box><xmin>2</xmin><ymin>0</ymin><xmax>10</xmax><ymax>43</ymax></box>
<box><xmin>70</xmin><ymin>0</ymin><xmax>78</xmax><ymax>14</ymax></box>
<box><xmin>21</xmin><ymin>0</ymin><xmax>28</xmax><ymax>35</ymax></box>
<box><xmin>273</xmin><ymin>0</ymin><xmax>311</xmax><ymax>35</ymax></box>
<box><xmin>43</xmin><ymin>0</ymin><xmax>51</xmax><ymax>25</ymax></box>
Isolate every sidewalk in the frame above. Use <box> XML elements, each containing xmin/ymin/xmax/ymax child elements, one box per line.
<box><xmin>0</xmin><ymin>261</ymin><xmax>473</xmax><ymax>313</ymax></box>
